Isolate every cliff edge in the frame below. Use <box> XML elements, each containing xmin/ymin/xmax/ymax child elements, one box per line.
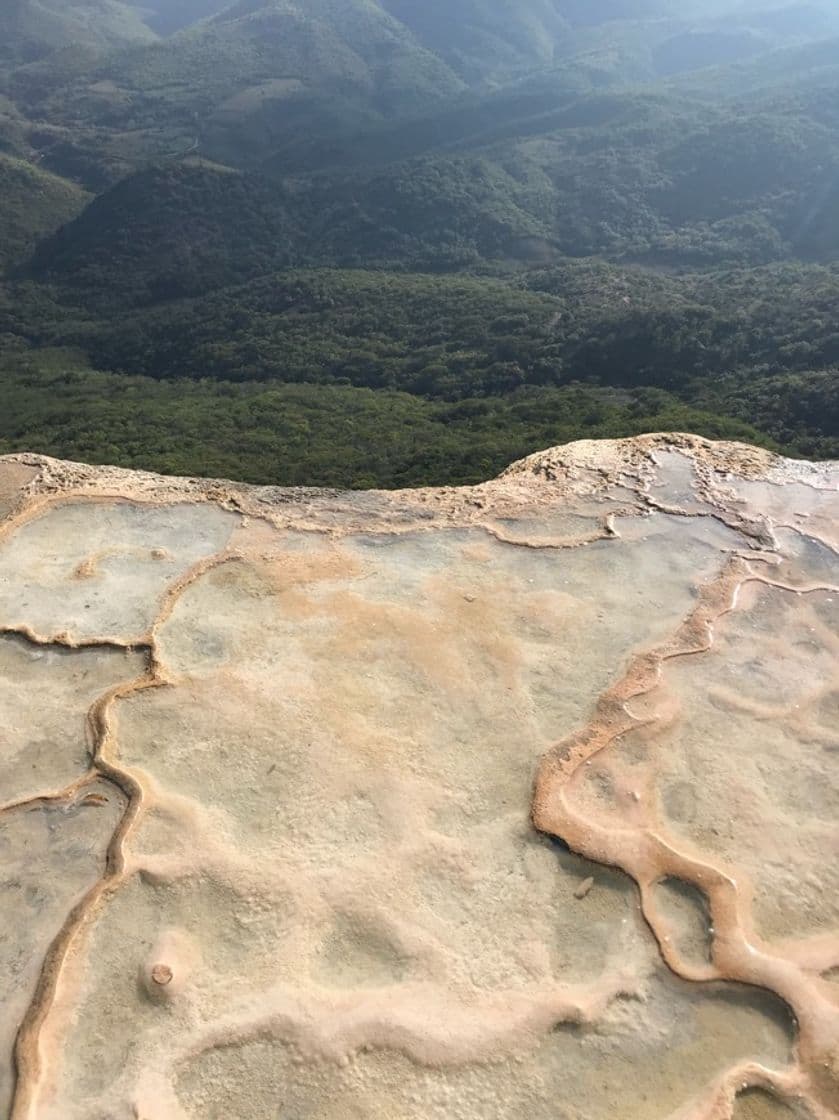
<box><xmin>1</xmin><ymin>436</ymin><xmax>837</xmax><ymax>1120</ymax></box>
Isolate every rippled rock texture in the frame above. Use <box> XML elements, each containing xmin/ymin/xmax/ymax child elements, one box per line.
<box><xmin>0</xmin><ymin>435</ymin><xmax>838</xmax><ymax>1120</ymax></box>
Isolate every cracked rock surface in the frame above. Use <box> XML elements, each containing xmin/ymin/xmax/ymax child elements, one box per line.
<box><xmin>0</xmin><ymin>434</ymin><xmax>837</xmax><ymax>1120</ymax></box>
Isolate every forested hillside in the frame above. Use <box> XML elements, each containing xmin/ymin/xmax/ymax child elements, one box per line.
<box><xmin>1</xmin><ymin>0</ymin><xmax>838</xmax><ymax>485</ymax></box>
<box><xmin>0</xmin><ymin>0</ymin><xmax>155</xmax><ymax>64</ymax></box>
<box><xmin>0</xmin><ymin>154</ymin><xmax>89</xmax><ymax>270</ymax></box>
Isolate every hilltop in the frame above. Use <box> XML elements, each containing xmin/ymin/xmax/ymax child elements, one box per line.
<box><xmin>0</xmin><ymin>0</ymin><xmax>155</xmax><ymax>64</ymax></box>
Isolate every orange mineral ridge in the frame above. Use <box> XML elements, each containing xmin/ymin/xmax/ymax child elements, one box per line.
<box><xmin>0</xmin><ymin>435</ymin><xmax>838</xmax><ymax>1120</ymax></box>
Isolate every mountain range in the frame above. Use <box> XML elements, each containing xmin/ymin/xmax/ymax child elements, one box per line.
<box><xmin>1</xmin><ymin>0</ymin><xmax>839</xmax><ymax>486</ymax></box>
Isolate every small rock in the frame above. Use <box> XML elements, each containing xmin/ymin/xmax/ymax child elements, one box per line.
<box><xmin>151</xmin><ymin>964</ymin><xmax>173</xmax><ymax>987</ymax></box>
<box><xmin>574</xmin><ymin>877</ymin><xmax>595</xmax><ymax>900</ymax></box>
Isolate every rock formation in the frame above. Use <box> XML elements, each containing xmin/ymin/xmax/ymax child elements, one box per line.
<box><xmin>0</xmin><ymin>435</ymin><xmax>837</xmax><ymax>1120</ymax></box>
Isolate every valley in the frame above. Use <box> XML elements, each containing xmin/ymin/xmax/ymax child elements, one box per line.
<box><xmin>1</xmin><ymin>0</ymin><xmax>838</xmax><ymax>485</ymax></box>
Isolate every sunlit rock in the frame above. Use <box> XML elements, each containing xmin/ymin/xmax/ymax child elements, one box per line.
<box><xmin>0</xmin><ymin>436</ymin><xmax>836</xmax><ymax>1120</ymax></box>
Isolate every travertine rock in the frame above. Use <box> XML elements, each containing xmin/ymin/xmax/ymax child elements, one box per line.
<box><xmin>0</xmin><ymin>435</ymin><xmax>837</xmax><ymax>1120</ymax></box>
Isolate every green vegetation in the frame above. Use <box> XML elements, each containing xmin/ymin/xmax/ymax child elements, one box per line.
<box><xmin>0</xmin><ymin>154</ymin><xmax>89</xmax><ymax>270</ymax></box>
<box><xmin>25</xmin><ymin>79</ymin><xmax>839</xmax><ymax>296</ymax></box>
<box><xmin>0</xmin><ymin>0</ymin><xmax>838</xmax><ymax>486</ymax></box>
<box><xmin>0</xmin><ymin>347</ymin><xmax>771</xmax><ymax>488</ymax></box>
<box><xmin>0</xmin><ymin>0</ymin><xmax>154</xmax><ymax>65</ymax></box>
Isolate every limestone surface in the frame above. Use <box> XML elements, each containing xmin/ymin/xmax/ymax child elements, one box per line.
<box><xmin>0</xmin><ymin>435</ymin><xmax>837</xmax><ymax>1120</ymax></box>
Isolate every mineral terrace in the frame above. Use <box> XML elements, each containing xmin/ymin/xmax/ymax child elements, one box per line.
<box><xmin>1</xmin><ymin>435</ymin><xmax>838</xmax><ymax>1120</ymax></box>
